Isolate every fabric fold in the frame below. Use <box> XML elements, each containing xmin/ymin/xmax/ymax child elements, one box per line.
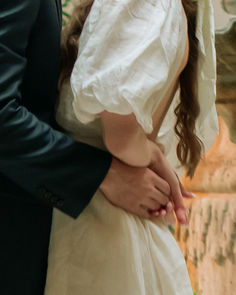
<box><xmin>71</xmin><ymin>0</ymin><xmax>186</xmax><ymax>133</ymax></box>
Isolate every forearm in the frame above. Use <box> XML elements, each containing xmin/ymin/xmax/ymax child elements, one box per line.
<box><xmin>101</xmin><ymin>111</ymin><xmax>160</xmax><ymax>167</ymax></box>
<box><xmin>108</xmin><ymin>130</ymin><xmax>155</xmax><ymax>167</ymax></box>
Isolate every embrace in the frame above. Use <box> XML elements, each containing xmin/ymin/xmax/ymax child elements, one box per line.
<box><xmin>0</xmin><ymin>0</ymin><xmax>218</xmax><ymax>294</ymax></box>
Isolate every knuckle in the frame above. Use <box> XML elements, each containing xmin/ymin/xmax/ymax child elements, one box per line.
<box><xmin>149</xmin><ymin>203</ymin><xmax>157</xmax><ymax>210</ymax></box>
<box><xmin>163</xmin><ymin>182</ymin><xmax>171</xmax><ymax>195</ymax></box>
<box><xmin>142</xmin><ymin>194</ymin><xmax>151</xmax><ymax>204</ymax></box>
<box><xmin>151</xmin><ymin>186</ymin><xmax>158</xmax><ymax>194</ymax></box>
<box><xmin>154</xmin><ymin>204</ymin><xmax>161</xmax><ymax>211</ymax></box>
<box><xmin>146</xmin><ymin>182</ymin><xmax>154</xmax><ymax>192</ymax></box>
<box><xmin>153</xmin><ymin>191</ymin><xmax>168</xmax><ymax>205</ymax></box>
<box><xmin>160</xmin><ymin>195</ymin><xmax>169</xmax><ymax>205</ymax></box>
<box><xmin>143</xmin><ymin>170</ymin><xmax>153</xmax><ymax>182</ymax></box>
<box><xmin>172</xmin><ymin>178</ymin><xmax>179</xmax><ymax>188</ymax></box>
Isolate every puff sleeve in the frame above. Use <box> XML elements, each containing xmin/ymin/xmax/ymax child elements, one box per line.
<box><xmin>71</xmin><ymin>0</ymin><xmax>186</xmax><ymax>134</ymax></box>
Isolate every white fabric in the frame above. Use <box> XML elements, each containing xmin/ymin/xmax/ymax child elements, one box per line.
<box><xmin>45</xmin><ymin>192</ymin><xmax>192</xmax><ymax>295</ymax></box>
<box><xmin>71</xmin><ymin>0</ymin><xmax>188</xmax><ymax>134</ymax></box>
<box><xmin>45</xmin><ymin>0</ymin><xmax>219</xmax><ymax>294</ymax></box>
<box><xmin>195</xmin><ymin>0</ymin><xmax>219</xmax><ymax>151</ymax></box>
<box><xmin>71</xmin><ymin>0</ymin><xmax>218</xmax><ymax>144</ymax></box>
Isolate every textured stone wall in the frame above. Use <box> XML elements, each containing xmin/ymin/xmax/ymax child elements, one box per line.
<box><xmin>61</xmin><ymin>0</ymin><xmax>77</xmax><ymax>25</ymax></box>
<box><xmin>177</xmin><ymin>194</ymin><xmax>236</xmax><ymax>294</ymax></box>
<box><xmin>177</xmin><ymin>2</ymin><xmax>236</xmax><ymax>294</ymax></box>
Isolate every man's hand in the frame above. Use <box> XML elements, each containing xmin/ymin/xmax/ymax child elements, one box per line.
<box><xmin>100</xmin><ymin>158</ymin><xmax>171</xmax><ymax>219</ymax></box>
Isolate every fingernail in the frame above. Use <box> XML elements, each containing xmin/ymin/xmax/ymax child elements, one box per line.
<box><xmin>161</xmin><ymin>210</ymin><xmax>166</xmax><ymax>216</ymax></box>
<box><xmin>191</xmin><ymin>193</ymin><xmax>197</xmax><ymax>198</ymax></box>
<box><xmin>154</xmin><ymin>211</ymin><xmax>159</xmax><ymax>216</ymax></box>
<box><xmin>167</xmin><ymin>202</ymin><xmax>173</xmax><ymax>209</ymax></box>
<box><xmin>179</xmin><ymin>211</ymin><xmax>188</xmax><ymax>225</ymax></box>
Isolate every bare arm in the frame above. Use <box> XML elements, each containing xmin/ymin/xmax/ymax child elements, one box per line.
<box><xmin>101</xmin><ymin>111</ymin><xmax>160</xmax><ymax>167</ymax></box>
<box><xmin>101</xmin><ymin>111</ymin><xmax>191</xmax><ymax>225</ymax></box>
<box><xmin>100</xmin><ymin>111</ymin><xmax>173</xmax><ymax>214</ymax></box>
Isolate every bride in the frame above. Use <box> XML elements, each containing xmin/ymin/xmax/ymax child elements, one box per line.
<box><xmin>45</xmin><ymin>0</ymin><xmax>218</xmax><ymax>294</ymax></box>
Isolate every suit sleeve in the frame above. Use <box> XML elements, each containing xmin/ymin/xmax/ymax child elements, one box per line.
<box><xmin>0</xmin><ymin>0</ymin><xmax>112</xmax><ymax>218</ymax></box>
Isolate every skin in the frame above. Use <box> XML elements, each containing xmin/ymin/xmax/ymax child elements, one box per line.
<box><xmin>99</xmin><ymin>112</ymin><xmax>194</xmax><ymax>225</ymax></box>
<box><xmin>99</xmin><ymin>32</ymin><xmax>192</xmax><ymax>225</ymax></box>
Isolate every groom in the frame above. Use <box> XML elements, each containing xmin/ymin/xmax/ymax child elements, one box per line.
<box><xmin>0</xmin><ymin>0</ymin><xmax>189</xmax><ymax>294</ymax></box>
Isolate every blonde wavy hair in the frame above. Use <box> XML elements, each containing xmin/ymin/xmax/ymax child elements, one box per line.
<box><xmin>59</xmin><ymin>0</ymin><xmax>202</xmax><ymax>178</ymax></box>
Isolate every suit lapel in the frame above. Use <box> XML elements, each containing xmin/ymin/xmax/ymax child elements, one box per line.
<box><xmin>55</xmin><ymin>0</ymin><xmax>62</xmax><ymax>27</ymax></box>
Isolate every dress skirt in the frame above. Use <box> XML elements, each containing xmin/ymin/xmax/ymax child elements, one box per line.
<box><xmin>45</xmin><ymin>191</ymin><xmax>193</xmax><ymax>295</ymax></box>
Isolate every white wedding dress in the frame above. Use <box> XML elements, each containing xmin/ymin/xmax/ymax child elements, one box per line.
<box><xmin>45</xmin><ymin>0</ymin><xmax>218</xmax><ymax>294</ymax></box>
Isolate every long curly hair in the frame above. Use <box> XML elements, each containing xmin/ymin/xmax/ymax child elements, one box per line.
<box><xmin>59</xmin><ymin>0</ymin><xmax>202</xmax><ymax>178</ymax></box>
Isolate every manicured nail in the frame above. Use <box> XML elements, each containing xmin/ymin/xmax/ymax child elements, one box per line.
<box><xmin>161</xmin><ymin>210</ymin><xmax>166</xmax><ymax>216</ymax></box>
<box><xmin>179</xmin><ymin>211</ymin><xmax>188</xmax><ymax>225</ymax></box>
<box><xmin>191</xmin><ymin>193</ymin><xmax>197</xmax><ymax>198</ymax></box>
<box><xmin>167</xmin><ymin>202</ymin><xmax>173</xmax><ymax>209</ymax></box>
<box><xmin>154</xmin><ymin>211</ymin><xmax>159</xmax><ymax>216</ymax></box>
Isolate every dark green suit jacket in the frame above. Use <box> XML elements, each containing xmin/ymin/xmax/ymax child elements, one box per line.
<box><xmin>0</xmin><ymin>0</ymin><xmax>111</xmax><ymax>293</ymax></box>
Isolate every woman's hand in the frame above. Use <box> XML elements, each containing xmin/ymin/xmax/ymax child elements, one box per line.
<box><xmin>100</xmin><ymin>112</ymin><xmax>194</xmax><ymax>224</ymax></box>
<box><xmin>148</xmin><ymin>141</ymin><xmax>193</xmax><ymax>225</ymax></box>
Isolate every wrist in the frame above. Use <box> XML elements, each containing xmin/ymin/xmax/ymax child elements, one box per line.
<box><xmin>100</xmin><ymin>157</ymin><xmax>115</xmax><ymax>192</ymax></box>
<box><xmin>148</xmin><ymin>140</ymin><xmax>162</xmax><ymax>167</ymax></box>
